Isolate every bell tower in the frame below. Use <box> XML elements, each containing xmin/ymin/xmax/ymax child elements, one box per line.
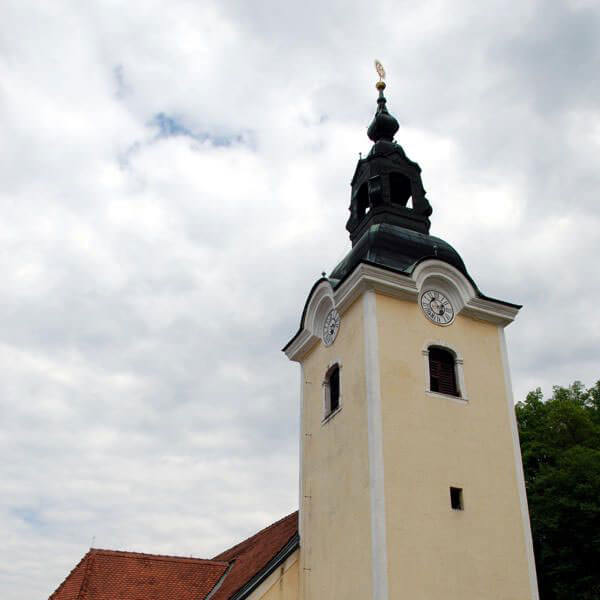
<box><xmin>283</xmin><ymin>69</ymin><xmax>539</xmax><ymax>600</ymax></box>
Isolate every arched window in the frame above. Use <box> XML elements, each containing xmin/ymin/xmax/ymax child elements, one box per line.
<box><xmin>389</xmin><ymin>172</ymin><xmax>412</xmax><ymax>207</ymax></box>
<box><xmin>323</xmin><ymin>363</ymin><xmax>341</xmax><ymax>419</ymax></box>
<box><xmin>356</xmin><ymin>183</ymin><xmax>370</xmax><ymax>220</ymax></box>
<box><xmin>428</xmin><ymin>347</ymin><xmax>459</xmax><ymax>397</ymax></box>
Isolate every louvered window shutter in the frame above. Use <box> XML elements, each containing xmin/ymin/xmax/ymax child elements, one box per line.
<box><xmin>428</xmin><ymin>348</ymin><xmax>459</xmax><ymax>397</ymax></box>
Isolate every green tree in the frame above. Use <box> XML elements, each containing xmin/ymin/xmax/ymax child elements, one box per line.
<box><xmin>516</xmin><ymin>381</ymin><xmax>600</xmax><ymax>600</ymax></box>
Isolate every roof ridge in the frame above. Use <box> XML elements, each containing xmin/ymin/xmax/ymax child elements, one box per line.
<box><xmin>89</xmin><ymin>548</ymin><xmax>228</xmax><ymax>566</ymax></box>
<box><xmin>48</xmin><ymin>550</ymin><xmax>91</xmax><ymax>600</ymax></box>
<box><xmin>213</xmin><ymin>511</ymin><xmax>298</xmax><ymax>559</ymax></box>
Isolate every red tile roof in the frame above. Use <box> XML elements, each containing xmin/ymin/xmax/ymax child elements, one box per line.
<box><xmin>48</xmin><ymin>549</ymin><xmax>228</xmax><ymax>600</ymax></box>
<box><xmin>210</xmin><ymin>511</ymin><xmax>299</xmax><ymax>600</ymax></box>
<box><xmin>48</xmin><ymin>511</ymin><xmax>299</xmax><ymax>600</ymax></box>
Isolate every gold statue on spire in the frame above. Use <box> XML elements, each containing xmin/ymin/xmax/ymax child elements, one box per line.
<box><xmin>374</xmin><ymin>59</ymin><xmax>386</xmax><ymax>90</ymax></box>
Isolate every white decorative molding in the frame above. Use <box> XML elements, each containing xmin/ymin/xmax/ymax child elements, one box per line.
<box><xmin>305</xmin><ymin>281</ymin><xmax>336</xmax><ymax>338</ymax></box>
<box><xmin>284</xmin><ymin>328</ymin><xmax>319</xmax><ymax>362</ymax></box>
<box><xmin>298</xmin><ymin>364</ymin><xmax>305</xmax><ymax>550</ymax></box>
<box><xmin>285</xmin><ymin>260</ymin><xmax>520</xmax><ymax>361</ymax></box>
<box><xmin>462</xmin><ymin>296</ymin><xmax>520</xmax><ymax>325</ymax></box>
<box><xmin>425</xmin><ymin>390</ymin><xmax>469</xmax><ymax>406</ymax></box>
<box><xmin>414</xmin><ymin>260</ymin><xmax>519</xmax><ymax>325</ymax></box>
<box><xmin>421</xmin><ymin>340</ymin><xmax>468</xmax><ymax>402</ymax></box>
<box><xmin>498</xmin><ymin>327</ymin><xmax>540</xmax><ymax>600</ymax></box>
<box><xmin>284</xmin><ymin>284</ymin><xmax>330</xmax><ymax>361</ymax></box>
<box><xmin>284</xmin><ymin>280</ymin><xmax>335</xmax><ymax>361</ymax></box>
<box><xmin>413</xmin><ymin>260</ymin><xmax>474</xmax><ymax>314</ymax></box>
<box><xmin>335</xmin><ymin>263</ymin><xmax>417</xmax><ymax>314</ymax></box>
<box><xmin>363</xmin><ymin>290</ymin><xmax>389</xmax><ymax>600</ymax></box>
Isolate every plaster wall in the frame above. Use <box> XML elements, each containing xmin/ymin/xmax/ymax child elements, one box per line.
<box><xmin>299</xmin><ymin>297</ymin><xmax>373</xmax><ymax>600</ymax></box>
<box><xmin>376</xmin><ymin>292</ymin><xmax>533</xmax><ymax>599</ymax></box>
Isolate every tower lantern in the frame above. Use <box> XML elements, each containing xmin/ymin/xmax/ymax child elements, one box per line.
<box><xmin>346</xmin><ymin>70</ymin><xmax>432</xmax><ymax>244</ymax></box>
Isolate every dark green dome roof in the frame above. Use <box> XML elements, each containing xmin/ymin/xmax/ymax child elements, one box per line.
<box><xmin>330</xmin><ymin>223</ymin><xmax>469</xmax><ymax>284</ymax></box>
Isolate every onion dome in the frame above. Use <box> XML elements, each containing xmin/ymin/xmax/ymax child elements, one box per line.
<box><xmin>367</xmin><ymin>82</ymin><xmax>399</xmax><ymax>142</ymax></box>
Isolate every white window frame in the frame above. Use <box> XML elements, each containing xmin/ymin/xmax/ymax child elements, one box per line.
<box><xmin>322</xmin><ymin>360</ymin><xmax>343</xmax><ymax>424</ymax></box>
<box><xmin>422</xmin><ymin>341</ymin><xmax>468</xmax><ymax>403</ymax></box>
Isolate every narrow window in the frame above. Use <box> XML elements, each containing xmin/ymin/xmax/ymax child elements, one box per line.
<box><xmin>329</xmin><ymin>366</ymin><xmax>340</xmax><ymax>412</ymax></box>
<box><xmin>450</xmin><ymin>487</ymin><xmax>464</xmax><ymax>510</ymax></box>
<box><xmin>356</xmin><ymin>184</ymin><xmax>370</xmax><ymax>220</ymax></box>
<box><xmin>324</xmin><ymin>364</ymin><xmax>340</xmax><ymax>419</ymax></box>
<box><xmin>429</xmin><ymin>347</ymin><xmax>459</xmax><ymax>397</ymax></box>
<box><xmin>389</xmin><ymin>172</ymin><xmax>412</xmax><ymax>207</ymax></box>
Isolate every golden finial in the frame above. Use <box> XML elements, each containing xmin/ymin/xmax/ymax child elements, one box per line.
<box><xmin>374</xmin><ymin>59</ymin><xmax>386</xmax><ymax>91</ymax></box>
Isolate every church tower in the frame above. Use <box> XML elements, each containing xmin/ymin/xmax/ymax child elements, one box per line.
<box><xmin>283</xmin><ymin>74</ymin><xmax>539</xmax><ymax>600</ymax></box>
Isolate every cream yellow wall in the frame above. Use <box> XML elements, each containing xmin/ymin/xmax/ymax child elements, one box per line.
<box><xmin>299</xmin><ymin>296</ymin><xmax>373</xmax><ymax>600</ymax></box>
<box><xmin>249</xmin><ymin>552</ymin><xmax>299</xmax><ymax>600</ymax></box>
<box><xmin>376</xmin><ymin>292</ymin><xmax>533</xmax><ymax>599</ymax></box>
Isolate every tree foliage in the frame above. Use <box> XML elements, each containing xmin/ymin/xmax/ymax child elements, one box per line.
<box><xmin>516</xmin><ymin>381</ymin><xmax>600</xmax><ymax>600</ymax></box>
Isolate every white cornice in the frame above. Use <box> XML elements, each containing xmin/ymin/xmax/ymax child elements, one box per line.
<box><xmin>284</xmin><ymin>261</ymin><xmax>520</xmax><ymax>362</ymax></box>
<box><xmin>284</xmin><ymin>328</ymin><xmax>320</xmax><ymax>362</ymax></box>
<box><xmin>462</xmin><ymin>296</ymin><xmax>520</xmax><ymax>324</ymax></box>
<box><xmin>334</xmin><ymin>263</ymin><xmax>417</xmax><ymax>314</ymax></box>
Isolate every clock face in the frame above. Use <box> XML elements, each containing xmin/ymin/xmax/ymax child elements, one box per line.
<box><xmin>420</xmin><ymin>290</ymin><xmax>455</xmax><ymax>326</ymax></box>
<box><xmin>322</xmin><ymin>309</ymin><xmax>341</xmax><ymax>346</ymax></box>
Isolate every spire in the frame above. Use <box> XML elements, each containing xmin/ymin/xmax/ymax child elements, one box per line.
<box><xmin>367</xmin><ymin>81</ymin><xmax>399</xmax><ymax>143</ymax></box>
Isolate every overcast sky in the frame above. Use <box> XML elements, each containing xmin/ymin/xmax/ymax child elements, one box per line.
<box><xmin>2</xmin><ymin>1</ymin><xmax>599</xmax><ymax>598</ymax></box>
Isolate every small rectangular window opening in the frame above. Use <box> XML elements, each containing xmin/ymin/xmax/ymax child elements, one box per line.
<box><xmin>450</xmin><ymin>487</ymin><xmax>463</xmax><ymax>510</ymax></box>
<box><xmin>328</xmin><ymin>366</ymin><xmax>340</xmax><ymax>413</ymax></box>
